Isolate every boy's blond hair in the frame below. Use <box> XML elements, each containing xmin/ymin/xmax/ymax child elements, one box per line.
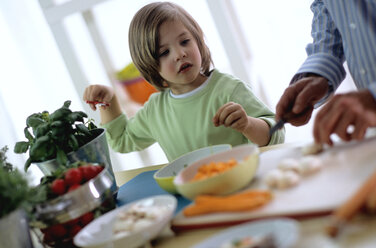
<box><xmin>129</xmin><ymin>2</ymin><xmax>213</xmax><ymax>91</ymax></box>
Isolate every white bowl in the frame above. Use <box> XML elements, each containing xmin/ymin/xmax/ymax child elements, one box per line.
<box><xmin>73</xmin><ymin>195</ymin><xmax>176</xmax><ymax>248</ymax></box>
<box><xmin>154</xmin><ymin>144</ymin><xmax>232</xmax><ymax>194</ymax></box>
<box><xmin>173</xmin><ymin>144</ymin><xmax>259</xmax><ymax>200</ymax></box>
<box><xmin>193</xmin><ymin>218</ymin><xmax>299</xmax><ymax>248</ymax></box>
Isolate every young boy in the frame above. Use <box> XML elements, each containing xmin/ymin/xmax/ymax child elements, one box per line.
<box><xmin>83</xmin><ymin>2</ymin><xmax>284</xmax><ymax>162</ymax></box>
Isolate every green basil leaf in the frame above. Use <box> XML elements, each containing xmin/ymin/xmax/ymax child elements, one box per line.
<box><xmin>29</xmin><ymin>135</ymin><xmax>50</xmax><ymax>160</ymax></box>
<box><xmin>24</xmin><ymin>127</ymin><xmax>34</xmax><ymax>142</ymax></box>
<box><xmin>51</xmin><ymin>125</ymin><xmax>71</xmax><ymax>137</ymax></box>
<box><xmin>50</xmin><ymin>108</ymin><xmax>72</xmax><ymax>122</ymax></box>
<box><xmin>75</xmin><ymin>124</ymin><xmax>91</xmax><ymax>136</ymax></box>
<box><xmin>34</xmin><ymin>123</ymin><xmax>50</xmax><ymax>138</ymax></box>
<box><xmin>24</xmin><ymin>157</ymin><xmax>32</xmax><ymax>172</ymax></box>
<box><xmin>26</xmin><ymin>113</ymin><xmax>41</xmax><ymax>125</ymax></box>
<box><xmin>14</xmin><ymin>141</ymin><xmax>30</xmax><ymax>154</ymax></box>
<box><xmin>68</xmin><ymin>134</ymin><xmax>79</xmax><ymax>151</ymax></box>
<box><xmin>56</xmin><ymin>149</ymin><xmax>68</xmax><ymax>166</ymax></box>
<box><xmin>26</xmin><ymin>116</ymin><xmax>45</xmax><ymax>128</ymax></box>
<box><xmin>67</xmin><ymin>111</ymin><xmax>87</xmax><ymax>123</ymax></box>
<box><xmin>88</xmin><ymin>121</ymin><xmax>97</xmax><ymax>130</ymax></box>
<box><xmin>63</xmin><ymin>100</ymin><xmax>71</xmax><ymax>108</ymax></box>
<box><xmin>50</xmin><ymin>120</ymin><xmax>64</xmax><ymax>128</ymax></box>
<box><xmin>44</xmin><ymin>145</ymin><xmax>56</xmax><ymax>160</ymax></box>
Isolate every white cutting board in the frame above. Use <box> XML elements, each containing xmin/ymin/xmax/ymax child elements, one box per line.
<box><xmin>172</xmin><ymin>137</ymin><xmax>376</xmax><ymax>230</ymax></box>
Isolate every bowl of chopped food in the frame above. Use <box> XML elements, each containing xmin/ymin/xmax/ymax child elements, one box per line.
<box><xmin>154</xmin><ymin>144</ymin><xmax>232</xmax><ymax>194</ymax></box>
<box><xmin>173</xmin><ymin>144</ymin><xmax>260</xmax><ymax>200</ymax></box>
<box><xmin>74</xmin><ymin>195</ymin><xmax>177</xmax><ymax>248</ymax></box>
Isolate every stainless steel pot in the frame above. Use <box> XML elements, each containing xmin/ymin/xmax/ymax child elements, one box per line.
<box><xmin>31</xmin><ymin>166</ymin><xmax>115</xmax><ymax>228</ymax></box>
<box><xmin>34</xmin><ymin>128</ymin><xmax>116</xmax><ymax>188</ymax></box>
<box><xmin>0</xmin><ymin>209</ymin><xmax>34</xmax><ymax>248</ymax></box>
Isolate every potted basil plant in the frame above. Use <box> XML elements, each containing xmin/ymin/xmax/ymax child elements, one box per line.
<box><xmin>13</xmin><ymin>100</ymin><xmax>113</xmax><ymax>179</ymax></box>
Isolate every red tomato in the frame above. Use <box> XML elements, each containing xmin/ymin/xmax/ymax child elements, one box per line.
<box><xmin>93</xmin><ymin>165</ymin><xmax>104</xmax><ymax>176</ymax></box>
<box><xmin>68</xmin><ymin>184</ymin><xmax>80</xmax><ymax>192</ymax></box>
<box><xmin>81</xmin><ymin>166</ymin><xmax>98</xmax><ymax>182</ymax></box>
<box><xmin>51</xmin><ymin>179</ymin><xmax>66</xmax><ymax>195</ymax></box>
<box><xmin>40</xmin><ymin>227</ymin><xmax>49</xmax><ymax>234</ymax></box>
<box><xmin>64</xmin><ymin>217</ymin><xmax>80</xmax><ymax>227</ymax></box>
<box><xmin>49</xmin><ymin>224</ymin><xmax>67</xmax><ymax>239</ymax></box>
<box><xmin>80</xmin><ymin>212</ymin><xmax>94</xmax><ymax>226</ymax></box>
<box><xmin>69</xmin><ymin>224</ymin><xmax>82</xmax><ymax>238</ymax></box>
<box><xmin>78</xmin><ymin>165</ymin><xmax>86</xmax><ymax>175</ymax></box>
<box><xmin>65</xmin><ymin>168</ymin><xmax>83</xmax><ymax>186</ymax></box>
<box><xmin>43</xmin><ymin>231</ymin><xmax>54</xmax><ymax>244</ymax></box>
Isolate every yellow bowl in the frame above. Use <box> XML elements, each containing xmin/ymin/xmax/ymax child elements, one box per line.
<box><xmin>153</xmin><ymin>145</ymin><xmax>232</xmax><ymax>194</ymax></box>
<box><xmin>173</xmin><ymin>144</ymin><xmax>259</xmax><ymax>200</ymax></box>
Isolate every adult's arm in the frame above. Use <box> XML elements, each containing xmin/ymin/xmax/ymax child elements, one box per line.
<box><xmin>275</xmin><ymin>0</ymin><xmax>346</xmax><ymax>125</ymax></box>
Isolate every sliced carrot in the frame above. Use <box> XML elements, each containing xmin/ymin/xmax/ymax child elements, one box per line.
<box><xmin>183</xmin><ymin>190</ymin><xmax>272</xmax><ymax>217</ymax></box>
<box><xmin>191</xmin><ymin>158</ymin><xmax>238</xmax><ymax>182</ymax></box>
<box><xmin>195</xmin><ymin>190</ymin><xmax>271</xmax><ymax>204</ymax></box>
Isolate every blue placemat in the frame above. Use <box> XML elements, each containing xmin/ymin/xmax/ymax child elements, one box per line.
<box><xmin>116</xmin><ymin>170</ymin><xmax>191</xmax><ymax>214</ymax></box>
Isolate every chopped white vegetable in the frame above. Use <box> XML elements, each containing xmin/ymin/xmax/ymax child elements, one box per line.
<box><xmin>264</xmin><ymin>169</ymin><xmax>284</xmax><ymax>188</ymax></box>
<box><xmin>264</xmin><ymin>169</ymin><xmax>300</xmax><ymax>189</ymax></box>
<box><xmin>278</xmin><ymin>158</ymin><xmax>300</xmax><ymax>172</ymax></box>
<box><xmin>298</xmin><ymin>155</ymin><xmax>323</xmax><ymax>176</ymax></box>
<box><xmin>276</xmin><ymin>170</ymin><xmax>300</xmax><ymax>189</ymax></box>
<box><xmin>301</xmin><ymin>143</ymin><xmax>323</xmax><ymax>155</ymax></box>
<box><xmin>112</xmin><ymin>204</ymin><xmax>168</xmax><ymax>235</ymax></box>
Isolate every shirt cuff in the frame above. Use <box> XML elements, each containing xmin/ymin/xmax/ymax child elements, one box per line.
<box><xmin>260</xmin><ymin>117</ymin><xmax>285</xmax><ymax>145</ymax></box>
<box><xmin>367</xmin><ymin>83</ymin><xmax>376</xmax><ymax>101</ymax></box>
<box><xmin>297</xmin><ymin>52</ymin><xmax>346</xmax><ymax>91</ymax></box>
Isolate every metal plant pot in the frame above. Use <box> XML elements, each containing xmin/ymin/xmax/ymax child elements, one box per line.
<box><xmin>32</xmin><ymin>166</ymin><xmax>115</xmax><ymax>228</ymax></box>
<box><xmin>34</xmin><ymin>128</ymin><xmax>115</xmax><ymax>185</ymax></box>
<box><xmin>0</xmin><ymin>208</ymin><xmax>34</xmax><ymax>248</ymax></box>
<box><xmin>31</xmin><ymin>166</ymin><xmax>116</xmax><ymax>248</ymax></box>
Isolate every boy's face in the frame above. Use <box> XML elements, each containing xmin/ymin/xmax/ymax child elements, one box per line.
<box><xmin>158</xmin><ymin>20</ymin><xmax>206</xmax><ymax>94</ymax></box>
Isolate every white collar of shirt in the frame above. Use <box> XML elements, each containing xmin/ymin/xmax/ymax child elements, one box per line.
<box><xmin>169</xmin><ymin>73</ymin><xmax>212</xmax><ymax>99</ymax></box>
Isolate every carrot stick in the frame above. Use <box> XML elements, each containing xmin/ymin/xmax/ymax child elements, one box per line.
<box><xmin>184</xmin><ymin>196</ymin><xmax>270</xmax><ymax>217</ymax></box>
<box><xmin>183</xmin><ymin>191</ymin><xmax>272</xmax><ymax>217</ymax></box>
<box><xmin>195</xmin><ymin>190</ymin><xmax>271</xmax><ymax>204</ymax></box>
<box><xmin>326</xmin><ymin>169</ymin><xmax>376</xmax><ymax>237</ymax></box>
<box><xmin>365</xmin><ymin>185</ymin><xmax>376</xmax><ymax>214</ymax></box>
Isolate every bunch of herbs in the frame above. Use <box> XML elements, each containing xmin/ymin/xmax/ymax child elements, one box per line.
<box><xmin>0</xmin><ymin>146</ymin><xmax>47</xmax><ymax>220</ymax></box>
<box><xmin>14</xmin><ymin>100</ymin><xmax>97</xmax><ymax>171</ymax></box>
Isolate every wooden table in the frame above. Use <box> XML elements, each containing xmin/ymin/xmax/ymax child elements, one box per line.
<box><xmin>114</xmin><ymin>143</ymin><xmax>376</xmax><ymax>248</ymax></box>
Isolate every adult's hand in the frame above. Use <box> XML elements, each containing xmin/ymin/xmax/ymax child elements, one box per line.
<box><xmin>313</xmin><ymin>89</ymin><xmax>376</xmax><ymax>145</ymax></box>
<box><xmin>276</xmin><ymin>75</ymin><xmax>329</xmax><ymax>126</ymax></box>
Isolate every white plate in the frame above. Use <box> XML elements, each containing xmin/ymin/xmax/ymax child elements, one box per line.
<box><xmin>74</xmin><ymin>195</ymin><xmax>177</xmax><ymax>248</ymax></box>
<box><xmin>193</xmin><ymin>218</ymin><xmax>299</xmax><ymax>248</ymax></box>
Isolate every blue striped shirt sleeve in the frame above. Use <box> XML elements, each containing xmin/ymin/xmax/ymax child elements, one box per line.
<box><xmin>297</xmin><ymin>0</ymin><xmax>346</xmax><ymax>93</ymax></box>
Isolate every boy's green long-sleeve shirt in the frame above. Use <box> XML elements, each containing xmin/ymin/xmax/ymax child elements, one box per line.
<box><xmin>102</xmin><ymin>69</ymin><xmax>284</xmax><ymax>162</ymax></box>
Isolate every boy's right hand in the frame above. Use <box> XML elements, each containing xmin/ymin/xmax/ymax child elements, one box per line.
<box><xmin>83</xmin><ymin>85</ymin><xmax>114</xmax><ymax>111</ymax></box>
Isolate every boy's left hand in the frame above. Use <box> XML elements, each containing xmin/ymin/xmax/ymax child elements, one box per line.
<box><xmin>213</xmin><ymin>102</ymin><xmax>249</xmax><ymax>132</ymax></box>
